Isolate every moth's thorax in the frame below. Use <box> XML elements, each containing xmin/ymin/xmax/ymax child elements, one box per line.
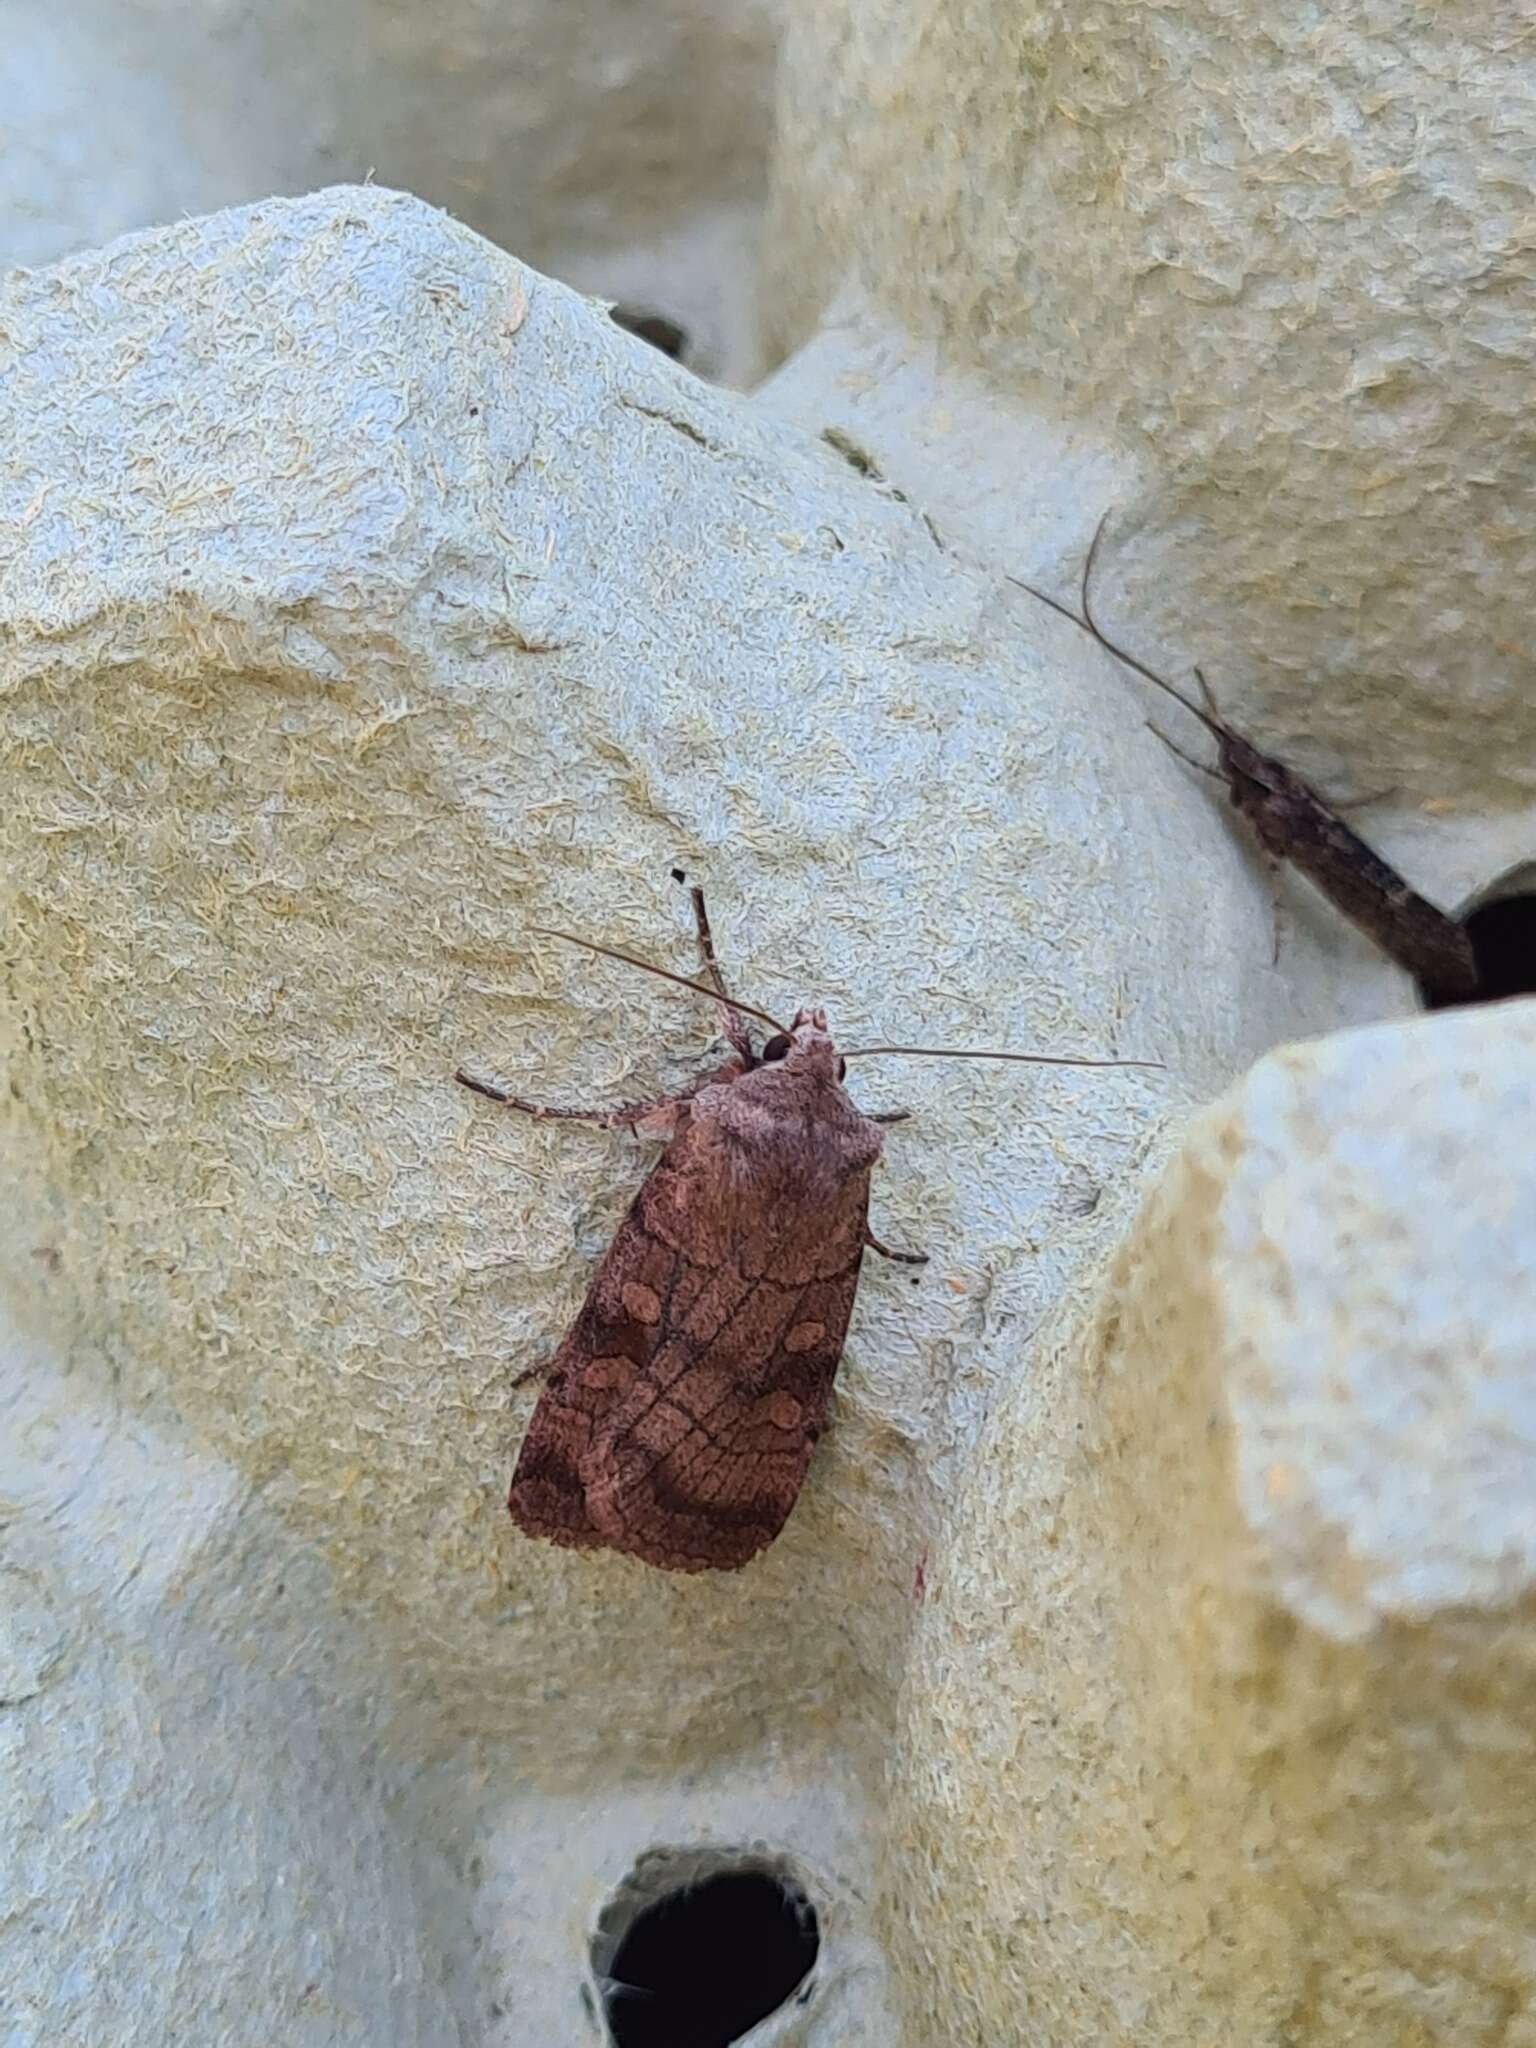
<box><xmin>691</xmin><ymin>1003</ymin><xmax>882</xmax><ymax>1186</ymax></box>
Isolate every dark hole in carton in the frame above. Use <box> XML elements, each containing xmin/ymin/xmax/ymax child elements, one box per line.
<box><xmin>1420</xmin><ymin>881</ymin><xmax>1536</xmax><ymax>1011</ymax></box>
<box><xmin>610</xmin><ymin>306</ymin><xmax>690</xmax><ymax>361</ymax></box>
<box><xmin>593</xmin><ymin>1854</ymin><xmax>817</xmax><ymax>2048</ymax></box>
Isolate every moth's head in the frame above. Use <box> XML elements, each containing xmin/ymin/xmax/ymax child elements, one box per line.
<box><xmin>756</xmin><ymin>1006</ymin><xmax>847</xmax><ymax>1086</ymax></box>
<box><xmin>1220</xmin><ymin>730</ymin><xmax>1282</xmax><ymax>798</ymax></box>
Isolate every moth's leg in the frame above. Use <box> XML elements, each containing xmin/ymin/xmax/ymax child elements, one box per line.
<box><xmin>510</xmin><ymin>1358</ymin><xmax>557</xmax><ymax>1391</ymax></box>
<box><xmin>1262</xmin><ymin>854</ymin><xmax>1285</xmax><ymax>966</ymax></box>
<box><xmin>687</xmin><ymin>882</ymin><xmax>756</xmax><ymax>1067</ymax></box>
<box><xmin>865</xmin><ymin>1225</ymin><xmax>929</xmax><ymax>1266</ymax></box>
<box><xmin>456</xmin><ymin>1069</ymin><xmax>686</xmax><ymax>1137</ymax></box>
<box><xmin>1146</xmin><ymin>719</ymin><xmax>1223</xmax><ymax>783</ymax></box>
<box><xmin>1191</xmin><ymin>664</ymin><xmax>1222</xmax><ymax>718</ymax></box>
<box><xmin>869</xmin><ymin>1109</ymin><xmax>913</xmax><ymax>1125</ymax></box>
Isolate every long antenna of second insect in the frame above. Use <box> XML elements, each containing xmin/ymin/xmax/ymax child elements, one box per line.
<box><xmin>1008</xmin><ymin>512</ymin><xmax>1221</xmax><ymax>737</ymax></box>
<box><xmin>530</xmin><ymin>927</ymin><xmax>790</xmax><ymax>1035</ymax></box>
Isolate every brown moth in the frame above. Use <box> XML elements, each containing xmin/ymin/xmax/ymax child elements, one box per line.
<box><xmin>1012</xmin><ymin>516</ymin><xmax>1480</xmax><ymax>1001</ymax></box>
<box><xmin>458</xmin><ymin>884</ymin><xmax>1158</xmax><ymax>1573</ymax></box>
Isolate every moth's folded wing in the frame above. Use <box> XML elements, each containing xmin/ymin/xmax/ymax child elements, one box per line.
<box><xmin>507</xmin><ymin>1198</ymin><xmax>681</xmax><ymax>1552</ymax></box>
<box><xmin>506</xmin><ymin>1365</ymin><xmax>616</xmax><ymax>1552</ymax></box>
<box><xmin>581</xmin><ymin>1247</ymin><xmax>864</xmax><ymax>1573</ymax></box>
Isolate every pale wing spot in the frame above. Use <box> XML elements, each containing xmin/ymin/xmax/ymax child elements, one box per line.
<box><xmin>784</xmin><ymin>1319</ymin><xmax>826</xmax><ymax>1355</ymax></box>
<box><xmin>583</xmin><ymin>1355</ymin><xmax>636</xmax><ymax>1393</ymax></box>
<box><xmin>621</xmin><ymin>1280</ymin><xmax>663</xmax><ymax>1325</ymax></box>
<box><xmin>761</xmin><ymin>1392</ymin><xmax>804</xmax><ymax>1433</ymax></box>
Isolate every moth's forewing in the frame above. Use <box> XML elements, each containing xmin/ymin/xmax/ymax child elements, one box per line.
<box><xmin>506</xmin><ymin>1185</ymin><xmax>679</xmax><ymax>1553</ymax></box>
<box><xmin>583</xmin><ymin>1155</ymin><xmax>871</xmax><ymax>1571</ymax></box>
<box><xmin>508</xmin><ymin>1066</ymin><xmax>881</xmax><ymax>1571</ymax></box>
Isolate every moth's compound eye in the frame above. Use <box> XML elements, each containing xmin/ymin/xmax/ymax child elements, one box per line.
<box><xmin>837</xmin><ymin>1057</ymin><xmax>847</xmax><ymax>1081</ymax></box>
<box><xmin>761</xmin><ymin>1033</ymin><xmax>792</xmax><ymax>1063</ymax></box>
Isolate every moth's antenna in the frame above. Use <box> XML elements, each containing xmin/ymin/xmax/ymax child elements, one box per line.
<box><xmin>1007</xmin><ymin>510</ymin><xmax>1221</xmax><ymax>738</ymax></box>
<box><xmin>530</xmin><ymin>927</ymin><xmax>790</xmax><ymax>1035</ymax></box>
<box><xmin>841</xmin><ymin>1045</ymin><xmax>1162</xmax><ymax>1070</ymax></box>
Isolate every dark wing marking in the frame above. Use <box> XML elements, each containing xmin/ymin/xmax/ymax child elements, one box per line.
<box><xmin>584</xmin><ymin>1241</ymin><xmax>867</xmax><ymax>1571</ymax></box>
<box><xmin>506</xmin><ymin>1184</ymin><xmax>681</xmax><ymax>1551</ymax></box>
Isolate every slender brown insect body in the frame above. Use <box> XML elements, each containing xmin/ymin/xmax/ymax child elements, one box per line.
<box><xmin>1012</xmin><ymin>519</ymin><xmax>1480</xmax><ymax>1000</ymax></box>
<box><xmin>459</xmin><ymin>887</ymin><xmax>1159</xmax><ymax>1573</ymax></box>
<box><xmin>1196</xmin><ymin>716</ymin><xmax>1478</xmax><ymax>997</ymax></box>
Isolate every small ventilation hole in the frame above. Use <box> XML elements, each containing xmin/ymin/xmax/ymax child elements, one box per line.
<box><xmin>609</xmin><ymin>306</ymin><xmax>690</xmax><ymax>361</ymax></box>
<box><xmin>591</xmin><ymin>1850</ymin><xmax>818</xmax><ymax>2048</ymax></box>
<box><xmin>1419</xmin><ymin>872</ymin><xmax>1536</xmax><ymax>1012</ymax></box>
